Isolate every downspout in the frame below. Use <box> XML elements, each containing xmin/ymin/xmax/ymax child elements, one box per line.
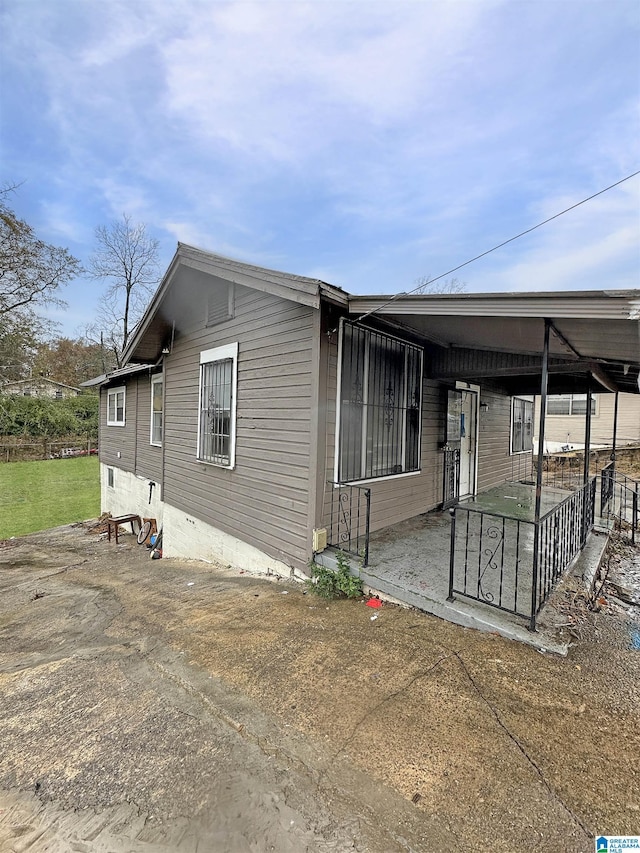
<box><xmin>530</xmin><ymin>319</ymin><xmax>550</xmax><ymax>632</ymax></box>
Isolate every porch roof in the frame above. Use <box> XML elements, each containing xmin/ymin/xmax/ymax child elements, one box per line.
<box><xmin>348</xmin><ymin>289</ymin><xmax>640</xmax><ymax>395</ymax></box>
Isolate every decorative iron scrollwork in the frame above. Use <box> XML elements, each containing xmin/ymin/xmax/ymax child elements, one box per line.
<box><xmin>478</xmin><ymin>524</ymin><xmax>503</xmax><ymax>603</ymax></box>
<box><xmin>384</xmin><ymin>382</ymin><xmax>395</xmax><ymax>427</ymax></box>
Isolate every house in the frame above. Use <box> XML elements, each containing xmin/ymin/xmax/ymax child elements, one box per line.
<box><xmin>534</xmin><ymin>392</ymin><xmax>640</xmax><ymax>451</ymax></box>
<box><xmin>1</xmin><ymin>377</ymin><xmax>83</xmax><ymax>398</ymax></box>
<box><xmin>87</xmin><ymin>244</ymin><xmax>640</xmax><ymax>633</ymax></box>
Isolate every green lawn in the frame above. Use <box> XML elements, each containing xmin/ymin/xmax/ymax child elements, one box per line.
<box><xmin>0</xmin><ymin>456</ymin><xmax>100</xmax><ymax>539</ymax></box>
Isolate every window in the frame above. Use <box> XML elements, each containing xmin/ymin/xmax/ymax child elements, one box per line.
<box><xmin>337</xmin><ymin>322</ymin><xmax>422</xmax><ymax>482</ymax></box>
<box><xmin>547</xmin><ymin>394</ymin><xmax>596</xmax><ymax>416</ymax></box>
<box><xmin>150</xmin><ymin>375</ymin><xmax>163</xmax><ymax>446</ymax></box>
<box><xmin>107</xmin><ymin>467</ymin><xmax>114</xmax><ymax>488</ymax></box>
<box><xmin>107</xmin><ymin>386</ymin><xmax>126</xmax><ymax>426</ymax></box>
<box><xmin>511</xmin><ymin>397</ymin><xmax>533</xmax><ymax>453</ymax></box>
<box><xmin>197</xmin><ymin>343</ymin><xmax>238</xmax><ymax>467</ymax></box>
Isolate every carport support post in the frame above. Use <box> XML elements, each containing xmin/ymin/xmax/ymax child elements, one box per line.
<box><xmin>530</xmin><ymin>319</ymin><xmax>551</xmax><ymax>632</ymax></box>
<box><xmin>611</xmin><ymin>391</ymin><xmax>619</xmax><ymax>471</ymax></box>
<box><xmin>583</xmin><ymin>386</ymin><xmax>593</xmax><ymax>486</ymax></box>
<box><xmin>582</xmin><ymin>386</ymin><xmax>593</xmax><ymax>546</ymax></box>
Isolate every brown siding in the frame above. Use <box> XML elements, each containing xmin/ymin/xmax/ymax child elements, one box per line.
<box><xmin>99</xmin><ymin>374</ymin><xmax>164</xmax><ymax>482</ymax></box>
<box><xmin>135</xmin><ymin>373</ymin><xmax>164</xmax><ymax>483</ymax></box>
<box><xmin>163</xmin><ymin>285</ymin><xmax>315</xmax><ymax>570</ymax></box>
<box><xmin>99</xmin><ymin>381</ymin><xmax>137</xmax><ymax>473</ymax></box>
<box><xmin>477</xmin><ymin>390</ymin><xmax>532</xmax><ymax>490</ymax></box>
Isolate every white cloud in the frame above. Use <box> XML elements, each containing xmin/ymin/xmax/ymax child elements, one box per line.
<box><xmin>1</xmin><ymin>0</ymin><xmax>638</xmax><ymax>327</ymax></box>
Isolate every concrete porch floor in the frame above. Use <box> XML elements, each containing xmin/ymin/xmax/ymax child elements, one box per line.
<box><xmin>317</xmin><ymin>482</ymin><xmax>608</xmax><ymax>654</ymax></box>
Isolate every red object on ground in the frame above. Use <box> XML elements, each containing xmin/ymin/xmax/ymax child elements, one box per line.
<box><xmin>366</xmin><ymin>598</ymin><xmax>382</xmax><ymax>609</ymax></box>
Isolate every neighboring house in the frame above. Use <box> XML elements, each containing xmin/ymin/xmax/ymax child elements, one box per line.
<box><xmin>534</xmin><ymin>392</ymin><xmax>640</xmax><ymax>451</ymax></box>
<box><xmin>86</xmin><ymin>245</ymin><xmax>640</xmax><ymax>630</ymax></box>
<box><xmin>1</xmin><ymin>378</ymin><xmax>82</xmax><ymax>398</ymax></box>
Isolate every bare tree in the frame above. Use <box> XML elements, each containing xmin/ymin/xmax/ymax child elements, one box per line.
<box><xmin>89</xmin><ymin>214</ymin><xmax>160</xmax><ymax>367</ymax></box>
<box><xmin>413</xmin><ymin>275</ymin><xmax>467</xmax><ymax>295</ymax></box>
<box><xmin>0</xmin><ymin>194</ymin><xmax>81</xmax><ymax>316</ymax></box>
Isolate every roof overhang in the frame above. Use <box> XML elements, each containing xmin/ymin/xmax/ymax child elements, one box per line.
<box><xmin>82</xmin><ymin>363</ymin><xmax>156</xmax><ymax>388</ymax></box>
<box><xmin>123</xmin><ymin>244</ymin><xmax>348</xmax><ymax>365</ymax></box>
<box><xmin>348</xmin><ymin>290</ymin><xmax>640</xmax><ymax>395</ymax></box>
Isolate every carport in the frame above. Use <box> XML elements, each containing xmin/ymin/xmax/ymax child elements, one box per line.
<box><xmin>345</xmin><ymin>289</ymin><xmax>640</xmax><ymax>630</ymax></box>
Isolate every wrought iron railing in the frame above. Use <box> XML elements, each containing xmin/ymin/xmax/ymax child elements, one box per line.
<box><xmin>534</xmin><ymin>477</ymin><xmax>596</xmax><ymax>618</ymax></box>
<box><xmin>442</xmin><ymin>446</ymin><xmax>460</xmax><ymax>509</ymax></box>
<box><xmin>327</xmin><ymin>482</ymin><xmax>371</xmax><ymax>566</ymax></box>
<box><xmin>598</xmin><ymin>470</ymin><xmax>639</xmax><ymax>545</ymax></box>
<box><xmin>600</xmin><ymin>460</ymin><xmax>615</xmax><ymax>513</ymax></box>
<box><xmin>448</xmin><ymin>477</ymin><xmax>597</xmax><ymax>631</ymax></box>
<box><xmin>448</xmin><ymin>507</ymin><xmax>532</xmax><ymax>620</ymax></box>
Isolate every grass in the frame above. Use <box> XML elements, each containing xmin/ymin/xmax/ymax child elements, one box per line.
<box><xmin>0</xmin><ymin>456</ymin><xmax>100</xmax><ymax>539</ymax></box>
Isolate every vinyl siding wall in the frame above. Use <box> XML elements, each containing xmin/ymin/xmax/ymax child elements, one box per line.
<box><xmin>477</xmin><ymin>389</ymin><xmax>533</xmax><ymax>489</ymax></box>
<box><xmin>99</xmin><ymin>382</ymin><xmax>137</xmax><ymax>473</ymax></box>
<box><xmin>321</xmin><ymin>327</ymin><xmax>532</xmax><ymax>535</ymax></box>
<box><xmin>135</xmin><ymin>373</ymin><xmax>163</xmax><ymax>483</ymax></box>
<box><xmin>162</xmin><ymin>285</ymin><xmax>316</xmax><ymax>571</ymax></box>
<box><xmin>535</xmin><ymin>393</ymin><xmax>640</xmax><ymax>447</ymax></box>
<box><xmin>99</xmin><ymin>373</ymin><xmax>163</xmax><ymax>483</ymax></box>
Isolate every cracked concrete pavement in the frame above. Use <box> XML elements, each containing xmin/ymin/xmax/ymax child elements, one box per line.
<box><xmin>0</xmin><ymin>524</ymin><xmax>638</xmax><ymax>852</ymax></box>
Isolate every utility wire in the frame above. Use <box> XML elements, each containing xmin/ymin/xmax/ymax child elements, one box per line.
<box><xmin>355</xmin><ymin>169</ymin><xmax>640</xmax><ymax>323</ymax></box>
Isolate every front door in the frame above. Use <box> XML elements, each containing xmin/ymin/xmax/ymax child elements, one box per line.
<box><xmin>459</xmin><ymin>390</ymin><xmax>478</xmax><ymax>498</ymax></box>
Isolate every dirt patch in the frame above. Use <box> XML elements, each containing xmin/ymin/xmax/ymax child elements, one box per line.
<box><xmin>1</xmin><ymin>525</ymin><xmax>639</xmax><ymax>852</ymax></box>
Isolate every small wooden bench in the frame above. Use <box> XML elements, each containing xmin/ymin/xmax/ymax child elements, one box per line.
<box><xmin>107</xmin><ymin>514</ymin><xmax>142</xmax><ymax>544</ymax></box>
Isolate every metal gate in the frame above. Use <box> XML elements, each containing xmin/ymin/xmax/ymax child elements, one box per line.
<box><xmin>443</xmin><ymin>447</ymin><xmax>460</xmax><ymax>509</ymax></box>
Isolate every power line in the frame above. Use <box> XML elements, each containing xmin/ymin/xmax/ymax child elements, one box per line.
<box><xmin>355</xmin><ymin>169</ymin><xmax>640</xmax><ymax>323</ymax></box>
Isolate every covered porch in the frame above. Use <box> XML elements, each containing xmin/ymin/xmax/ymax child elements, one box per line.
<box><xmin>318</xmin><ymin>289</ymin><xmax>640</xmax><ymax>644</ymax></box>
<box><xmin>319</xmin><ymin>479</ymin><xmax>597</xmax><ymax>650</ymax></box>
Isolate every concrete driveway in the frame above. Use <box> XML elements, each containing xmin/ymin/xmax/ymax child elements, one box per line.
<box><xmin>0</xmin><ymin>524</ymin><xmax>638</xmax><ymax>852</ymax></box>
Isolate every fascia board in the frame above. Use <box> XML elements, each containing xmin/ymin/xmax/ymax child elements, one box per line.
<box><xmin>348</xmin><ymin>293</ymin><xmax>640</xmax><ymax>321</ymax></box>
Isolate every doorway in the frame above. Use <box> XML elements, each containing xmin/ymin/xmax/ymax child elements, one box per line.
<box><xmin>458</xmin><ymin>389</ymin><xmax>478</xmax><ymax>498</ymax></box>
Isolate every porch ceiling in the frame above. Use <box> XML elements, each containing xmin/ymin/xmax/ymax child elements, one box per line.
<box><xmin>348</xmin><ymin>290</ymin><xmax>640</xmax><ymax>395</ymax></box>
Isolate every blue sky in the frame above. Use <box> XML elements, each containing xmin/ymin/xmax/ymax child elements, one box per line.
<box><xmin>2</xmin><ymin>0</ymin><xmax>639</xmax><ymax>337</ymax></box>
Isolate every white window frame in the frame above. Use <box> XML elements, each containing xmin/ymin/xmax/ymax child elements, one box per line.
<box><xmin>197</xmin><ymin>342</ymin><xmax>238</xmax><ymax>469</ymax></box>
<box><xmin>511</xmin><ymin>396</ymin><xmax>533</xmax><ymax>454</ymax></box>
<box><xmin>107</xmin><ymin>386</ymin><xmax>126</xmax><ymax>427</ymax></box>
<box><xmin>547</xmin><ymin>393</ymin><xmax>597</xmax><ymax>417</ymax></box>
<box><xmin>334</xmin><ymin>320</ymin><xmax>423</xmax><ymax>484</ymax></box>
<box><xmin>150</xmin><ymin>374</ymin><xmax>163</xmax><ymax>446</ymax></box>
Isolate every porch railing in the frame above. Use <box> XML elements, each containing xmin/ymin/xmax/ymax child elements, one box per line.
<box><xmin>534</xmin><ymin>477</ymin><xmax>596</xmax><ymax>618</ymax></box>
<box><xmin>599</xmin><ymin>469</ymin><xmax>639</xmax><ymax>545</ymax></box>
<box><xmin>327</xmin><ymin>482</ymin><xmax>371</xmax><ymax>567</ymax></box>
<box><xmin>448</xmin><ymin>477</ymin><xmax>597</xmax><ymax>631</ymax></box>
<box><xmin>600</xmin><ymin>460</ymin><xmax>615</xmax><ymax>513</ymax></box>
<box><xmin>442</xmin><ymin>446</ymin><xmax>460</xmax><ymax>509</ymax></box>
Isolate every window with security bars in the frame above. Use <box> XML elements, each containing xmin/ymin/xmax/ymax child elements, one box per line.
<box><xmin>197</xmin><ymin>343</ymin><xmax>238</xmax><ymax>467</ymax></box>
<box><xmin>338</xmin><ymin>323</ymin><xmax>422</xmax><ymax>482</ymax></box>
<box><xmin>511</xmin><ymin>397</ymin><xmax>533</xmax><ymax>453</ymax></box>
